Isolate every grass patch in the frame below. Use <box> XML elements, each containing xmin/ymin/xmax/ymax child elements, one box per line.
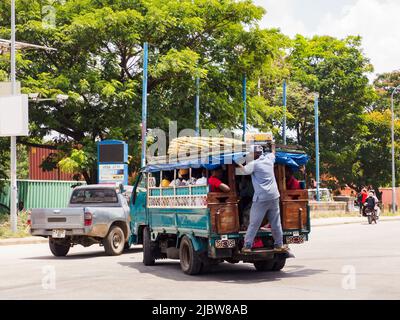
<box><xmin>0</xmin><ymin>211</ymin><xmax>30</xmax><ymax>239</ymax></box>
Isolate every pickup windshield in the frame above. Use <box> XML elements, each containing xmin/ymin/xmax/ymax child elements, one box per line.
<box><xmin>70</xmin><ymin>188</ymin><xmax>118</xmax><ymax>204</ymax></box>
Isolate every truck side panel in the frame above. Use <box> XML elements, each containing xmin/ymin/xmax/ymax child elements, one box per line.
<box><xmin>149</xmin><ymin>208</ymin><xmax>210</xmax><ymax>236</ymax></box>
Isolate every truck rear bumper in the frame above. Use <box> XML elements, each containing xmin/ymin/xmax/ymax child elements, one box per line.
<box><xmin>234</xmin><ymin>249</ymin><xmax>295</xmax><ymax>262</ymax></box>
<box><xmin>30</xmin><ymin>229</ymin><xmax>87</xmax><ymax>237</ymax></box>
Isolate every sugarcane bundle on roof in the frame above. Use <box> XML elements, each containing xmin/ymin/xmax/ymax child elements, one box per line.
<box><xmin>167</xmin><ymin>136</ymin><xmax>246</xmax><ymax>158</ymax></box>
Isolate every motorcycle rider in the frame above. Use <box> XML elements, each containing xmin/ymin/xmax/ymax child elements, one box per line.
<box><xmin>370</xmin><ymin>190</ymin><xmax>381</xmax><ymax>218</ymax></box>
<box><xmin>364</xmin><ymin>190</ymin><xmax>377</xmax><ymax>217</ymax></box>
<box><xmin>358</xmin><ymin>188</ymin><xmax>368</xmax><ymax>216</ymax></box>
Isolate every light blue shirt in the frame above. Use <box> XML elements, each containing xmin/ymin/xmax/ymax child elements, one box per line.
<box><xmin>242</xmin><ymin>153</ymin><xmax>280</xmax><ymax>202</ymax></box>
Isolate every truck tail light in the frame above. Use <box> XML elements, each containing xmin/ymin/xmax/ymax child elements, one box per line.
<box><xmin>84</xmin><ymin>211</ymin><xmax>93</xmax><ymax>226</ymax></box>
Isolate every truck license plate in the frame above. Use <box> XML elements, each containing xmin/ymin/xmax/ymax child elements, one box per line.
<box><xmin>286</xmin><ymin>236</ymin><xmax>305</xmax><ymax>244</ymax></box>
<box><xmin>52</xmin><ymin>229</ymin><xmax>66</xmax><ymax>238</ymax></box>
<box><xmin>215</xmin><ymin>239</ymin><xmax>235</xmax><ymax>249</ymax></box>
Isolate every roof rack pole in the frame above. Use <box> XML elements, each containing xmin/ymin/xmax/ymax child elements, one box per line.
<box><xmin>195</xmin><ymin>77</ymin><xmax>200</xmax><ymax>136</ymax></box>
<box><xmin>283</xmin><ymin>80</ymin><xmax>287</xmax><ymax>145</ymax></box>
<box><xmin>141</xmin><ymin>42</ymin><xmax>149</xmax><ymax>168</ymax></box>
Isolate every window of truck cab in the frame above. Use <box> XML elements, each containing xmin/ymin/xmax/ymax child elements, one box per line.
<box><xmin>132</xmin><ymin>173</ymin><xmax>146</xmax><ymax>204</ymax></box>
<box><xmin>70</xmin><ymin>188</ymin><xmax>118</xmax><ymax>204</ymax></box>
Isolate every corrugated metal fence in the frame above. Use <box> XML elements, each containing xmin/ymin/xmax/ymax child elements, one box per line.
<box><xmin>0</xmin><ymin>180</ymin><xmax>86</xmax><ymax>210</ymax></box>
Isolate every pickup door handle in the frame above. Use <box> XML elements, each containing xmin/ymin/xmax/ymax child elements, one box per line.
<box><xmin>53</xmin><ymin>210</ymin><xmax>61</xmax><ymax>214</ymax></box>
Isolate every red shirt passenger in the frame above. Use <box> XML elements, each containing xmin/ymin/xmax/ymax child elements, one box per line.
<box><xmin>286</xmin><ymin>175</ymin><xmax>301</xmax><ymax>190</ymax></box>
<box><xmin>208</xmin><ymin>176</ymin><xmax>222</xmax><ymax>192</ymax></box>
<box><xmin>361</xmin><ymin>189</ymin><xmax>368</xmax><ymax>204</ymax></box>
<box><xmin>285</xmin><ymin>166</ymin><xmax>301</xmax><ymax>190</ymax></box>
<box><xmin>208</xmin><ymin>168</ymin><xmax>231</xmax><ymax>193</ymax></box>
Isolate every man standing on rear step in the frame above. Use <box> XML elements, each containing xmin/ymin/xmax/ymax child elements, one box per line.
<box><xmin>236</xmin><ymin>144</ymin><xmax>287</xmax><ymax>253</ymax></box>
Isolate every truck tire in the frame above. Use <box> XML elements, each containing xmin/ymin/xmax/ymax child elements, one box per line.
<box><xmin>103</xmin><ymin>225</ymin><xmax>125</xmax><ymax>256</ymax></box>
<box><xmin>143</xmin><ymin>227</ymin><xmax>155</xmax><ymax>266</ymax></box>
<box><xmin>254</xmin><ymin>257</ymin><xmax>286</xmax><ymax>272</ymax></box>
<box><xmin>253</xmin><ymin>260</ymin><xmax>275</xmax><ymax>272</ymax></box>
<box><xmin>179</xmin><ymin>236</ymin><xmax>202</xmax><ymax>275</ymax></box>
<box><xmin>271</xmin><ymin>257</ymin><xmax>286</xmax><ymax>271</ymax></box>
<box><xmin>49</xmin><ymin>238</ymin><xmax>70</xmax><ymax>257</ymax></box>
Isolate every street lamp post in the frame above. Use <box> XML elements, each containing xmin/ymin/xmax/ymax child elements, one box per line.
<box><xmin>242</xmin><ymin>74</ymin><xmax>247</xmax><ymax>142</ymax></box>
<box><xmin>390</xmin><ymin>86</ymin><xmax>399</xmax><ymax>213</ymax></box>
<box><xmin>10</xmin><ymin>0</ymin><xmax>18</xmax><ymax>233</ymax></box>
<box><xmin>314</xmin><ymin>93</ymin><xmax>320</xmax><ymax>202</ymax></box>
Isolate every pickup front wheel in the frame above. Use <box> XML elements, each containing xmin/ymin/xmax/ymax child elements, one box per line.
<box><xmin>103</xmin><ymin>226</ymin><xmax>125</xmax><ymax>256</ymax></box>
<box><xmin>49</xmin><ymin>238</ymin><xmax>70</xmax><ymax>257</ymax></box>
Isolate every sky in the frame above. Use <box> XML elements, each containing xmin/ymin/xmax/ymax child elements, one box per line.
<box><xmin>254</xmin><ymin>0</ymin><xmax>400</xmax><ymax>79</ymax></box>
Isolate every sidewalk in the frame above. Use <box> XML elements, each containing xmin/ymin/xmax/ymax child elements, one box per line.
<box><xmin>311</xmin><ymin>215</ymin><xmax>400</xmax><ymax>227</ymax></box>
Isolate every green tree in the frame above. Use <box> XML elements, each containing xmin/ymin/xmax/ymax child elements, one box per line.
<box><xmin>287</xmin><ymin>35</ymin><xmax>377</xmax><ymax>190</ymax></box>
<box><xmin>373</xmin><ymin>70</ymin><xmax>400</xmax><ymax>114</ymax></box>
<box><xmin>346</xmin><ymin>70</ymin><xmax>400</xmax><ymax>195</ymax></box>
<box><xmin>0</xmin><ymin>0</ymin><xmax>288</xmax><ymax>183</ymax></box>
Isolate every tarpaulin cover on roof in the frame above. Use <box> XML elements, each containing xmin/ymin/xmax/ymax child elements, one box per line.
<box><xmin>275</xmin><ymin>152</ymin><xmax>309</xmax><ymax>170</ymax></box>
<box><xmin>143</xmin><ymin>151</ymin><xmax>309</xmax><ymax>173</ymax></box>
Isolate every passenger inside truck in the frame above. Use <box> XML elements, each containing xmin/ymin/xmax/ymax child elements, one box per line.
<box><xmin>237</xmin><ymin>175</ymin><xmax>254</xmax><ymax>229</ymax></box>
<box><xmin>285</xmin><ymin>166</ymin><xmax>301</xmax><ymax>190</ymax></box>
<box><xmin>208</xmin><ymin>166</ymin><xmax>231</xmax><ymax>193</ymax></box>
<box><xmin>160</xmin><ymin>171</ymin><xmax>173</xmax><ymax>187</ymax></box>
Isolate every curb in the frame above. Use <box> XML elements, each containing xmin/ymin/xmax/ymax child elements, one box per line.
<box><xmin>0</xmin><ymin>237</ymin><xmax>48</xmax><ymax>246</ymax></box>
<box><xmin>311</xmin><ymin>217</ymin><xmax>400</xmax><ymax>228</ymax></box>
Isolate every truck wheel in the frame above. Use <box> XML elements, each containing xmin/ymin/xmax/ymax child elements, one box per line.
<box><xmin>179</xmin><ymin>236</ymin><xmax>202</xmax><ymax>275</ymax></box>
<box><xmin>49</xmin><ymin>238</ymin><xmax>70</xmax><ymax>257</ymax></box>
<box><xmin>143</xmin><ymin>227</ymin><xmax>155</xmax><ymax>266</ymax></box>
<box><xmin>253</xmin><ymin>260</ymin><xmax>275</xmax><ymax>272</ymax></box>
<box><xmin>271</xmin><ymin>257</ymin><xmax>286</xmax><ymax>271</ymax></box>
<box><xmin>103</xmin><ymin>226</ymin><xmax>125</xmax><ymax>256</ymax></box>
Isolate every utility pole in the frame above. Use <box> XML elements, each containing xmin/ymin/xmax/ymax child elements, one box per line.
<box><xmin>141</xmin><ymin>42</ymin><xmax>148</xmax><ymax>168</ymax></box>
<box><xmin>391</xmin><ymin>86</ymin><xmax>399</xmax><ymax>213</ymax></box>
<box><xmin>314</xmin><ymin>93</ymin><xmax>320</xmax><ymax>202</ymax></box>
<box><xmin>283</xmin><ymin>80</ymin><xmax>287</xmax><ymax>145</ymax></box>
<box><xmin>195</xmin><ymin>77</ymin><xmax>200</xmax><ymax>136</ymax></box>
<box><xmin>242</xmin><ymin>74</ymin><xmax>247</xmax><ymax>142</ymax></box>
<box><xmin>10</xmin><ymin>0</ymin><xmax>18</xmax><ymax>233</ymax></box>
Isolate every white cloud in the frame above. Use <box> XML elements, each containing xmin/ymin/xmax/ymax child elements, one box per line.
<box><xmin>255</xmin><ymin>0</ymin><xmax>309</xmax><ymax>36</ymax></box>
<box><xmin>255</xmin><ymin>0</ymin><xmax>400</xmax><ymax>76</ymax></box>
<box><xmin>317</xmin><ymin>0</ymin><xmax>400</xmax><ymax>76</ymax></box>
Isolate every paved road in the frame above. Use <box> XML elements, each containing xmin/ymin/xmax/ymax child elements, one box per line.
<box><xmin>1</xmin><ymin>221</ymin><xmax>400</xmax><ymax>300</ymax></box>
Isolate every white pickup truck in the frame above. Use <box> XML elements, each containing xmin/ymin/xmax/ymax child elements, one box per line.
<box><xmin>30</xmin><ymin>184</ymin><xmax>131</xmax><ymax>257</ymax></box>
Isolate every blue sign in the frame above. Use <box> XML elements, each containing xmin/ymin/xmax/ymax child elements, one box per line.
<box><xmin>97</xmin><ymin>140</ymin><xmax>128</xmax><ymax>185</ymax></box>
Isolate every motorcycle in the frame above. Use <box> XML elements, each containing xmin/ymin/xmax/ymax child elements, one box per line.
<box><xmin>364</xmin><ymin>206</ymin><xmax>378</xmax><ymax>225</ymax></box>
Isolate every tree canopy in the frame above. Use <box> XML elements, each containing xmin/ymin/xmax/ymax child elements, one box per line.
<box><xmin>0</xmin><ymin>0</ymin><xmax>398</xmax><ymax>193</ymax></box>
